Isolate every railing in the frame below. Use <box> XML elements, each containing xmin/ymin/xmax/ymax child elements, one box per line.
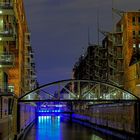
<box><xmin>19</xmin><ymin>79</ymin><xmax>139</xmax><ymax>102</ymax></box>
<box><xmin>108</xmin><ymin>61</ymin><xmax>116</xmax><ymax>68</ymax></box>
<box><xmin>95</xmin><ymin>61</ymin><xmax>99</xmax><ymax>66</ymax></box>
<box><xmin>114</xmin><ymin>40</ymin><xmax>123</xmax><ymax>46</ymax></box>
<box><xmin>24</xmin><ymin>62</ymin><xmax>31</xmax><ymax>69</ymax></box>
<box><xmin>117</xmin><ymin>66</ymin><xmax>124</xmax><ymax>72</ymax></box>
<box><xmin>24</xmin><ymin>75</ymin><xmax>32</xmax><ymax>80</ymax></box>
<box><xmin>108</xmin><ymin>48</ymin><xmax>114</xmax><ymax>55</ymax></box>
<box><xmin>0</xmin><ymin>54</ymin><xmax>14</xmax><ymax>67</ymax></box>
<box><xmin>116</xmin><ymin>79</ymin><xmax>124</xmax><ymax>87</ymax></box>
<box><xmin>0</xmin><ymin>2</ymin><xmax>13</xmax><ymax>9</ymax></box>
<box><xmin>108</xmin><ymin>74</ymin><xmax>114</xmax><ymax>81</ymax></box>
<box><xmin>117</xmin><ymin>53</ymin><xmax>123</xmax><ymax>59</ymax></box>
<box><xmin>31</xmin><ymin>74</ymin><xmax>37</xmax><ymax>79</ymax></box>
<box><xmin>0</xmin><ymin>29</ymin><xmax>15</xmax><ymax>37</ymax></box>
<box><xmin>0</xmin><ymin>84</ymin><xmax>14</xmax><ymax>93</ymax></box>
<box><xmin>100</xmin><ymin>55</ymin><xmax>107</xmax><ymax>60</ymax></box>
<box><xmin>115</xmin><ymin>27</ymin><xmax>123</xmax><ymax>33</ymax></box>
<box><xmin>95</xmin><ymin>71</ymin><xmax>99</xmax><ymax>77</ymax></box>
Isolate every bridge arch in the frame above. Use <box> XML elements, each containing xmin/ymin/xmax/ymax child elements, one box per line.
<box><xmin>19</xmin><ymin>79</ymin><xmax>140</xmax><ymax>102</ymax></box>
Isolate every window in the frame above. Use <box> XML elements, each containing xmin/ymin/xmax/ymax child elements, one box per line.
<box><xmin>133</xmin><ymin>31</ymin><xmax>136</xmax><ymax>39</ymax></box>
<box><xmin>132</xmin><ymin>17</ymin><xmax>136</xmax><ymax>25</ymax></box>
<box><xmin>133</xmin><ymin>44</ymin><xmax>136</xmax><ymax>48</ymax></box>
<box><xmin>138</xmin><ymin>17</ymin><xmax>140</xmax><ymax>24</ymax></box>
<box><xmin>138</xmin><ymin>31</ymin><xmax>140</xmax><ymax>38</ymax></box>
<box><xmin>8</xmin><ymin>98</ymin><xmax>12</xmax><ymax>115</ymax></box>
<box><xmin>139</xmin><ymin>44</ymin><xmax>140</xmax><ymax>49</ymax></box>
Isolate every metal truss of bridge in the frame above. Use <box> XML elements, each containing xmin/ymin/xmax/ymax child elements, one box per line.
<box><xmin>19</xmin><ymin>79</ymin><xmax>140</xmax><ymax>103</ymax></box>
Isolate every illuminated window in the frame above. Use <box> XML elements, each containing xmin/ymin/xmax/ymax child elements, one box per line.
<box><xmin>8</xmin><ymin>85</ymin><xmax>14</xmax><ymax>92</ymax></box>
<box><xmin>0</xmin><ymin>19</ymin><xmax>3</xmax><ymax>24</ymax></box>
<box><xmin>139</xmin><ymin>44</ymin><xmax>140</xmax><ymax>48</ymax></box>
<box><xmin>133</xmin><ymin>44</ymin><xmax>136</xmax><ymax>48</ymax></box>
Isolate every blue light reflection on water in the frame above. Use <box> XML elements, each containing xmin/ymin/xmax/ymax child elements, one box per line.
<box><xmin>36</xmin><ymin>115</ymin><xmax>61</xmax><ymax>140</ymax></box>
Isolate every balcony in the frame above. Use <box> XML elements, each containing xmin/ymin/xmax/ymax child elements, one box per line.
<box><xmin>24</xmin><ymin>85</ymin><xmax>32</xmax><ymax>92</ymax></box>
<box><xmin>0</xmin><ymin>2</ymin><xmax>13</xmax><ymax>9</ymax></box>
<box><xmin>100</xmin><ymin>53</ymin><xmax>107</xmax><ymax>60</ymax></box>
<box><xmin>24</xmin><ymin>62</ymin><xmax>32</xmax><ymax>69</ymax></box>
<box><xmin>31</xmin><ymin>74</ymin><xmax>37</xmax><ymax>79</ymax></box>
<box><xmin>117</xmin><ymin>53</ymin><xmax>123</xmax><ymax>59</ymax></box>
<box><xmin>95</xmin><ymin>60</ymin><xmax>99</xmax><ymax>67</ymax></box>
<box><xmin>108</xmin><ymin>61</ymin><xmax>116</xmax><ymax>69</ymax></box>
<box><xmin>0</xmin><ymin>30</ymin><xmax>16</xmax><ymax>41</ymax></box>
<box><xmin>24</xmin><ymin>74</ymin><xmax>32</xmax><ymax>80</ymax></box>
<box><xmin>108</xmin><ymin>48</ymin><xmax>114</xmax><ymax>55</ymax></box>
<box><xmin>0</xmin><ymin>2</ymin><xmax>14</xmax><ymax>15</ymax></box>
<box><xmin>114</xmin><ymin>40</ymin><xmax>123</xmax><ymax>46</ymax></box>
<box><xmin>25</xmin><ymin>33</ymin><xmax>31</xmax><ymax>46</ymax></box>
<box><xmin>0</xmin><ymin>54</ymin><xmax>14</xmax><ymax>67</ymax></box>
<box><xmin>95</xmin><ymin>71</ymin><xmax>100</xmax><ymax>77</ymax></box>
<box><xmin>116</xmin><ymin>79</ymin><xmax>124</xmax><ymax>87</ymax></box>
<box><xmin>0</xmin><ymin>84</ymin><xmax>14</xmax><ymax>93</ymax></box>
<box><xmin>108</xmin><ymin>74</ymin><xmax>115</xmax><ymax>82</ymax></box>
<box><xmin>114</xmin><ymin>28</ymin><xmax>123</xmax><ymax>34</ymax></box>
<box><xmin>117</xmin><ymin>66</ymin><xmax>124</xmax><ymax>73</ymax></box>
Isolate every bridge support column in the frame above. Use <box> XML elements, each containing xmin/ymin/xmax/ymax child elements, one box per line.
<box><xmin>17</xmin><ymin>103</ymin><xmax>20</xmax><ymax>134</ymax></box>
<box><xmin>69</xmin><ymin>112</ymin><xmax>72</xmax><ymax>122</ymax></box>
<box><xmin>135</xmin><ymin>101</ymin><xmax>140</xmax><ymax>136</ymax></box>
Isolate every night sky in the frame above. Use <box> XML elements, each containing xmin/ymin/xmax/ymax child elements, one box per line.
<box><xmin>23</xmin><ymin>0</ymin><xmax>140</xmax><ymax>85</ymax></box>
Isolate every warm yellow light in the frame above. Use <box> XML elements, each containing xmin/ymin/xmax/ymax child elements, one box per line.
<box><xmin>0</xmin><ymin>11</ymin><xmax>2</xmax><ymax>14</ymax></box>
<box><xmin>136</xmin><ymin>84</ymin><xmax>140</xmax><ymax>86</ymax></box>
<box><xmin>0</xmin><ymin>38</ymin><xmax>2</xmax><ymax>41</ymax></box>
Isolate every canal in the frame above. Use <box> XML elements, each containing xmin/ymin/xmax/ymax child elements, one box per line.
<box><xmin>24</xmin><ymin>115</ymin><xmax>128</xmax><ymax>140</ymax></box>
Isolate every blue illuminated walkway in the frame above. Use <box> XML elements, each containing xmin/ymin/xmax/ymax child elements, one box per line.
<box><xmin>25</xmin><ymin>115</ymin><xmax>121</xmax><ymax>140</ymax></box>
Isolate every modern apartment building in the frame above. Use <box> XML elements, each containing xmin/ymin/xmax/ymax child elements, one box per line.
<box><xmin>0</xmin><ymin>0</ymin><xmax>37</xmax><ymax>97</ymax></box>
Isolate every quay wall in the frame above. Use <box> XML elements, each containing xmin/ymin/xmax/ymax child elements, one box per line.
<box><xmin>72</xmin><ymin>102</ymin><xmax>140</xmax><ymax>135</ymax></box>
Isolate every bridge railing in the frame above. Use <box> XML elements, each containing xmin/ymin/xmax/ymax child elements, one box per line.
<box><xmin>18</xmin><ymin>79</ymin><xmax>140</xmax><ymax>102</ymax></box>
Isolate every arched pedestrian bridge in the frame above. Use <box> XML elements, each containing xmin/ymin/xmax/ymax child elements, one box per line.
<box><xmin>18</xmin><ymin>79</ymin><xmax>140</xmax><ymax>139</ymax></box>
<box><xmin>19</xmin><ymin>79</ymin><xmax>139</xmax><ymax>102</ymax></box>
<box><xmin>1</xmin><ymin>79</ymin><xmax>140</xmax><ymax>140</ymax></box>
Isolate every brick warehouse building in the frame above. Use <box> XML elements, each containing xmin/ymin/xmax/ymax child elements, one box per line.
<box><xmin>73</xmin><ymin>10</ymin><xmax>140</xmax><ymax>98</ymax></box>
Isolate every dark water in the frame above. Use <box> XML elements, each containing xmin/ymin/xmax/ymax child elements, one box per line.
<box><xmin>25</xmin><ymin>116</ymin><xmax>124</xmax><ymax>140</ymax></box>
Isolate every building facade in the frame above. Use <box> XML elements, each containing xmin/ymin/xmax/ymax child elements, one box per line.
<box><xmin>0</xmin><ymin>0</ymin><xmax>37</xmax><ymax>96</ymax></box>
<box><xmin>115</xmin><ymin>11</ymin><xmax>140</xmax><ymax>97</ymax></box>
<box><xmin>73</xmin><ymin>10</ymin><xmax>140</xmax><ymax>98</ymax></box>
<box><xmin>0</xmin><ymin>1</ymin><xmax>37</xmax><ymax>139</ymax></box>
<box><xmin>73</xmin><ymin>44</ymin><xmax>100</xmax><ymax>80</ymax></box>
